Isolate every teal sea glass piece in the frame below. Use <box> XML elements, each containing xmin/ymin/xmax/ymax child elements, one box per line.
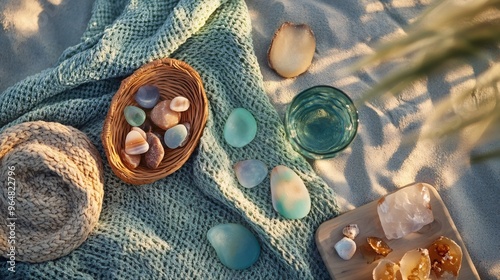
<box><xmin>164</xmin><ymin>124</ymin><xmax>188</xmax><ymax>149</ymax></box>
<box><xmin>207</xmin><ymin>223</ymin><xmax>260</xmax><ymax>270</ymax></box>
<box><xmin>270</xmin><ymin>165</ymin><xmax>311</xmax><ymax>219</ymax></box>
<box><xmin>224</xmin><ymin>108</ymin><xmax>257</xmax><ymax>148</ymax></box>
<box><xmin>124</xmin><ymin>106</ymin><xmax>146</xmax><ymax>127</ymax></box>
<box><xmin>135</xmin><ymin>85</ymin><xmax>160</xmax><ymax>109</ymax></box>
<box><xmin>233</xmin><ymin>159</ymin><xmax>267</xmax><ymax>188</ymax></box>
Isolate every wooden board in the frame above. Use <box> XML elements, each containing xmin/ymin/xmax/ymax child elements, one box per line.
<box><xmin>315</xmin><ymin>183</ymin><xmax>480</xmax><ymax>280</ymax></box>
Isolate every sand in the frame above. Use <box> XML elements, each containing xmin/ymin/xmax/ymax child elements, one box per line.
<box><xmin>1</xmin><ymin>0</ymin><xmax>499</xmax><ymax>278</ymax></box>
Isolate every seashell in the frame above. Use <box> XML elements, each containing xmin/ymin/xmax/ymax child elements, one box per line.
<box><xmin>334</xmin><ymin>237</ymin><xmax>357</xmax><ymax>261</ymax></box>
<box><xmin>125</xmin><ymin>130</ymin><xmax>149</xmax><ymax>155</ymax></box>
<box><xmin>131</xmin><ymin>127</ymin><xmax>147</xmax><ymax>140</ymax></box>
<box><xmin>233</xmin><ymin>159</ymin><xmax>267</xmax><ymax>188</ymax></box>
<box><xmin>428</xmin><ymin>236</ymin><xmax>462</xmax><ymax>279</ymax></box>
<box><xmin>343</xmin><ymin>224</ymin><xmax>359</xmax><ymax>240</ymax></box>
<box><xmin>400</xmin><ymin>248</ymin><xmax>431</xmax><ymax>280</ymax></box>
<box><xmin>270</xmin><ymin>165</ymin><xmax>311</xmax><ymax>219</ymax></box>
<box><xmin>135</xmin><ymin>85</ymin><xmax>160</xmax><ymax>109</ymax></box>
<box><xmin>224</xmin><ymin>108</ymin><xmax>257</xmax><ymax>148</ymax></box>
<box><xmin>170</xmin><ymin>96</ymin><xmax>190</xmax><ymax>112</ymax></box>
<box><xmin>120</xmin><ymin>148</ymin><xmax>141</xmax><ymax>169</ymax></box>
<box><xmin>268</xmin><ymin>22</ymin><xmax>316</xmax><ymax>78</ymax></box>
<box><xmin>372</xmin><ymin>259</ymin><xmax>400</xmax><ymax>280</ymax></box>
<box><xmin>207</xmin><ymin>223</ymin><xmax>260</xmax><ymax>270</ymax></box>
<box><xmin>144</xmin><ymin>132</ymin><xmax>164</xmax><ymax>169</ymax></box>
<box><xmin>150</xmin><ymin>100</ymin><xmax>181</xmax><ymax>130</ymax></box>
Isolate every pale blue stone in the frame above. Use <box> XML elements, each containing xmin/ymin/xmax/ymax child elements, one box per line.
<box><xmin>207</xmin><ymin>223</ymin><xmax>260</xmax><ymax>270</ymax></box>
<box><xmin>164</xmin><ymin>124</ymin><xmax>188</xmax><ymax>149</ymax></box>
<box><xmin>270</xmin><ymin>165</ymin><xmax>311</xmax><ymax>219</ymax></box>
<box><xmin>135</xmin><ymin>85</ymin><xmax>160</xmax><ymax>109</ymax></box>
<box><xmin>224</xmin><ymin>108</ymin><xmax>257</xmax><ymax>148</ymax></box>
<box><xmin>124</xmin><ymin>106</ymin><xmax>146</xmax><ymax>127</ymax></box>
<box><xmin>233</xmin><ymin>159</ymin><xmax>267</xmax><ymax>188</ymax></box>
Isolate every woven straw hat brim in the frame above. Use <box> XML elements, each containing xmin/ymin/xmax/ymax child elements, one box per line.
<box><xmin>102</xmin><ymin>58</ymin><xmax>208</xmax><ymax>185</ymax></box>
<box><xmin>0</xmin><ymin>121</ymin><xmax>104</xmax><ymax>263</ymax></box>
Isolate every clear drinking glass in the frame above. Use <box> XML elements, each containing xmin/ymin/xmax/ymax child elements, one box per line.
<box><xmin>285</xmin><ymin>85</ymin><xmax>358</xmax><ymax>159</ymax></box>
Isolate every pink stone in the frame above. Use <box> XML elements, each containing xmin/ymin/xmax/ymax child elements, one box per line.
<box><xmin>120</xmin><ymin>149</ymin><xmax>141</xmax><ymax>169</ymax></box>
<box><xmin>150</xmin><ymin>100</ymin><xmax>181</xmax><ymax>130</ymax></box>
<box><xmin>377</xmin><ymin>183</ymin><xmax>434</xmax><ymax>240</ymax></box>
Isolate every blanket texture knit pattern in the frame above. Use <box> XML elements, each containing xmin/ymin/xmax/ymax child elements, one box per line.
<box><xmin>0</xmin><ymin>0</ymin><xmax>338</xmax><ymax>279</ymax></box>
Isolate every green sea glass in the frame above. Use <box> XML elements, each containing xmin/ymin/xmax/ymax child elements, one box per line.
<box><xmin>124</xmin><ymin>105</ymin><xmax>146</xmax><ymax>127</ymax></box>
<box><xmin>207</xmin><ymin>223</ymin><xmax>260</xmax><ymax>270</ymax></box>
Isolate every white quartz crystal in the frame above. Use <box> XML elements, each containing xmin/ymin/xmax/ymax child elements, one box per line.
<box><xmin>377</xmin><ymin>183</ymin><xmax>434</xmax><ymax>240</ymax></box>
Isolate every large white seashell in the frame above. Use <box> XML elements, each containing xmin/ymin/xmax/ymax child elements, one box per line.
<box><xmin>372</xmin><ymin>259</ymin><xmax>400</xmax><ymax>280</ymax></box>
<box><xmin>334</xmin><ymin>237</ymin><xmax>357</xmax><ymax>261</ymax></box>
<box><xmin>400</xmin><ymin>248</ymin><xmax>431</xmax><ymax>280</ymax></box>
<box><xmin>343</xmin><ymin>224</ymin><xmax>359</xmax><ymax>240</ymax></box>
<box><xmin>268</xmin><ymin>22</ymin><xmax>316</xmax><ymax>78</ymax></box>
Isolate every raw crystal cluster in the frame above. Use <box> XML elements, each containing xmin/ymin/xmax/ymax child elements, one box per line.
<box><xmin>121</xmin><ymin>84</ymin><xmax>191</xmax><ymax>169</ymax></box>
<box><xmin>207</xmin><ymin>223</ymin><xmax>260</xmax><ymax>270</ymax></box>
<box><xmin>377</xmin><ymin>183</ymin><xmax>434</xmax><ymax>240</ymax></box>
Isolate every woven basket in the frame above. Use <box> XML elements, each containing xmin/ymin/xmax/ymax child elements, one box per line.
<box><xmin>102</xmin><ymin>58</ymin><xmax>208</xmax><ymax>185</ymax></box>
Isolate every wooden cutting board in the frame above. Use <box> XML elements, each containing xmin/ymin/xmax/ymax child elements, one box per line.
<box><xmin>315</xmin><ymin>183</ymin><xmax>480</xmax><ymax>279</ymax></box>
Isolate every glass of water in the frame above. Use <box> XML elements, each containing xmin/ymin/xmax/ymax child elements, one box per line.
<box><xmin>285</xmin><ymin>85</ymin><xmax>358</xmax><ymax>159</ymax></box>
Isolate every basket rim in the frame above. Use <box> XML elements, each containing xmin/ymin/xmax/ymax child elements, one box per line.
<box><xmin>101</xmin><ymin>57</ymin><xmax>208</xmax><ymax>185</ymax></box>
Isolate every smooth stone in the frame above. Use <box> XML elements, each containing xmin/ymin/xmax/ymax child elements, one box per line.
<box><xmin>120</xmin><ymin>149</ymin><xmax>141</xmax><ymax>169</ymax></box>
<box><xmin>139</xmin><ymin>118</ymin><xmax>154</xmax><ymax>133</ymax></box>
<box><xmin>131</xmin><ymin>127</ymin><xmax>147</xmax><ymax>140</ymax></box>
<box><xmin>135</xmin><ymin>85</ymin><xmax>160</xmax><ymax>109</ymax></box>
<box><xmin>334</xmin><ymin>237</ymin><xmax>357</xmax><ymax>260</ymax></box>
<box><xmin>150</xmin><ymin>100</ymin><xmax>181</xmax><ymax>130</ymax></box>
<box><xmin>125</xmin><ymin>130</ymin><xmax>149</xmax><ymax>155</ymax></box>
<box><xmin>164</xmin><ymin>124</ymin><xmax>188</xmax><ymax>149</ymax></box>
<box><xmin>124</xmin><ymin>106</ymin><xmax>146</xmax><ymax>127</ymax></box>
<box><xmin>153</xmin><ymin>131</ymin><xmax>167</xmax><ymax>148</ymax></box>
<box><xmin>144</xmin><ymin>133</ymin><xmax>164</xmax><ymax>169</ymax></box>
<box><xmin>270</xmin><ymin>165</ymin><xmax>311</xmax><ymax>219</ymax></box>
<box><xmin>233</xmin><ymin>159</ymin><xmax>267</xmax><ymax>188</ymax></box>
<box><xmin>377</xmin><ymin>183</ymin><xmax>434</xmax><ymax>240</ymax></box>
<box><xmin>224</xmin><ymin>108</ymin><xmax>257</xmax><ymax>148</ymax></box>
<box><xmin>180</xmin><ymin>123</ymin><xmax>191</xmax><ymax>147</ymax></box>
<box><xmin>170</xmin><ymin>96</ymin><xmax>190</xmax><ymax>112</ymax></box>
<box><xmin>207</xmin><ymin>223</ymin><xmax>260</xmax><ymax>270</ymax></box>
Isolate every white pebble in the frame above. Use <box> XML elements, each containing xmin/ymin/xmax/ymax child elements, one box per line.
<box><xmin>170</xmin><ymin>96</ymin><xmax>190</xmax><ymax>112</ymax></box>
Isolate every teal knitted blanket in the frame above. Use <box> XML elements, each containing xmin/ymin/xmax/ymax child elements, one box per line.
<box><xmin>0</xmin><ymin>0</ymin><xmax>338</xmax><ymax>278</ymax></box>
